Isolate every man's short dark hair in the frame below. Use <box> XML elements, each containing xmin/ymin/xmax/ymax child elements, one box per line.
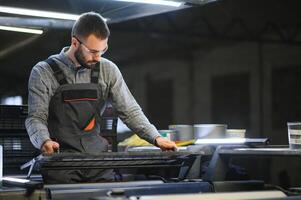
<box><xmin>72</xmin><ymin>12</ymin><xmax>110</xmax><ymax>40</ymax></box>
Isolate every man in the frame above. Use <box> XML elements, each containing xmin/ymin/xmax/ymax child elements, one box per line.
<box><xmin>26</xmin><ymin>12</ymin><xmax>177</xmax><ymax>183</ymax></box>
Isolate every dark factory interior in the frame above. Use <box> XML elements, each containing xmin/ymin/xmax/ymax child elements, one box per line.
<box><xmin>1</xmin><ymin>0</ymin><xmax>301</xmax><ymax>199</ymax></box>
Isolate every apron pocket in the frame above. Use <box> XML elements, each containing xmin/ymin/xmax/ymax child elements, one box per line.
<box><xmin>62</xmin><ymin>89</ymin><xmax>99</xmax><ymax>130</ymax></box>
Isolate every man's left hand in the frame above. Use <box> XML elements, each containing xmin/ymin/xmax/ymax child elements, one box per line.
<box><xmin>155</xmin><ymin>136</ymin><xmax>177</xmax><ymax>151</ymax></box>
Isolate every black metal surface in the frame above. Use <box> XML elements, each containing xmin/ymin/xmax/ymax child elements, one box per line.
<box><xmin>24</xmin><ymin>151</ymin><xmax>200</xmax><ymax>180</ymax></box>
<box><xmin>35</xmin><ymin>151</ymin><xmax>197</xmax><ymax>169</ymax></box>
<box><xmin>219</xmin><ymin>147</ymin><xmax>301</xmax><ymax>157</ymax></box>
<box><xmin>202</xmin><ymin>145</ymin><xmax>234</xmax><ymax>182</ymax></box>
<box><xmin>212</xmin><ymin>180</ymin><xmax>265</xmax><ymax>192</ymax></box>
<box><xmin>203</xmin><ymin>145</ymin><xmax>301</xmax><ymax>182</ymax></box>
<box><xmin>113</xmin><ymin>182</ymin><xmax>212</xmax><ymax>196</ymax></box>
<box><xmin>45</xmin><ymin>181</ymin><xmax>213</xmax><ymax>200</ymax></box>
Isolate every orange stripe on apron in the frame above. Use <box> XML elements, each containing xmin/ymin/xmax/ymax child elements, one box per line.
<box><xmin>84</xmin><ymin>117</ymin><xmax>96</xmax><ymax>131</ymax></box>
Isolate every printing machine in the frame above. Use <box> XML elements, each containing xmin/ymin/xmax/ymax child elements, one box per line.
<box><xmin>1</xmin><ymin>105</ymin><xmax>301</xmax><ymax>200</ymax></box>
<box><xmin>2</xmin><ymin>144</ymin><xmax>301</xmax><ymax>200</ymax></box>
<box><xmin>0</xmin><ymin>149</ymin><xmax>214</xmax><ymax>200</ymax></box>
<box><xmin>1</xmin><ymin>151</ymin><xmax>301</xmax><ymax>200</ymax></box>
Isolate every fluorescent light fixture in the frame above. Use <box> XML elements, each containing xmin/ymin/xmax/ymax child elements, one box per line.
<box><xmin>0</xmin><ymin>25</ymin><xmax>43</xmax><ymax>34</ymax></box>
<box><xmin>2</xmin><ymin>177</ymin><xmax>30</xmax><ymax>183</ymax></box>
<box><xmin>0</xmin><ymin>5</ymin><xmax>80</xmax><ymax>20</ymax></box>
<box><xmin>114</xmin><ymin>0</ymin><xmax>183</xmax><ymax>7</ymax></box>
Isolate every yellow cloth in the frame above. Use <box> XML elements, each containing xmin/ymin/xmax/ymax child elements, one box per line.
<box><xmin>118</xmin><ymin>134</ymin><xmax>196</xmax><ymax>147</ymax></box>
<box><xmin>118</xmin><ymin>134</ymin><xmax>151</xmax><ymax>146</ymax></box>
<box><xmin>175</xmin><ymin>140</ymin><xmax>195</xmax><ymax>147</ymax></box>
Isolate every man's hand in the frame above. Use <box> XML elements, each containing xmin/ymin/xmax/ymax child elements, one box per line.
<box><xmin>155</xmin><ymin>136</ymin><xmax>177</xmax><ymax>151</ymax></box>
<box><xmin>41</xmin><ymin>140</ymin><xmax>60</xmax><ymax>155</ymax></box>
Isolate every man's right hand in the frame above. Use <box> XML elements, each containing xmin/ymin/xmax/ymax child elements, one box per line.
<box><xmin>41</xmin><ymin>140</ymin><xmax>60</xmax><ymax>155</ymax></box>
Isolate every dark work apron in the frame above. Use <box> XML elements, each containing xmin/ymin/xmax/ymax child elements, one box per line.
<box><xmin>41</xmin><ymin>58</ymin><xmax>115</xmax><ymax>183</ymax></box>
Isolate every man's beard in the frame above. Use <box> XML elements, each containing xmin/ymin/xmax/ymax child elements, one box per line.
<box><xmin>74</xmin><ymin>48</ymin><xmax>98</xmax><ymax>69</ymax></box>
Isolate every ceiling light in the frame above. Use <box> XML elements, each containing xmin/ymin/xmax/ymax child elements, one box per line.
<box><xmin>0</xmin><ymin>6</ymin><xmax>80</xmax><ymax>20</ymax></box>
<box><xmin>113</xmin><ymin>0</ymin><xmax>183</xmax><ymax>7</ymax></box>
<box><xmin>0</xmin><ymin>25</ymin><xmax>43</xmax><ymax>34</ymax></box>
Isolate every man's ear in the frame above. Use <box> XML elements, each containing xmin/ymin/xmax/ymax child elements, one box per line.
<box><xmin>71</xmin><ymin>37</ymin><xmax>78</xmax><ymax>48</ymax></box>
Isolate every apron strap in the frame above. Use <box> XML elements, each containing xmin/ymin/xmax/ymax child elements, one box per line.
<box><xmin>90</xmin><ymin>63</ymin><xmax>106</xmax><ymax>126</ymax></box>
<box><xmin>91</xmin><ymin>63</ymin><xmax>100</xmax><ymax>84</ymax></box>
<box><xmin>45</xmin><ymin>58</ymin><xmax>68</xmax><ymax>85</ymax></box>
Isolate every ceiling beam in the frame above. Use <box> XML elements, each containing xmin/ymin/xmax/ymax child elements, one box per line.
<box><xmin>104</xmin><ymin>4</ymin><xmax>189</xmax><ymax>24</ymax></box>
<box><xmin>0</xmin><ymin>34</ymin><xmax>41</xmax><ymax>59</ymax></box>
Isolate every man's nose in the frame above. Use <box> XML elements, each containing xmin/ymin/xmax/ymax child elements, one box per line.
<box><xmin>93</xmin><ymin>54</ymin><xmax>101</xmax><ymax>61</ymax></box>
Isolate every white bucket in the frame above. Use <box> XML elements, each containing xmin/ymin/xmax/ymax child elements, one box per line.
<box><xmin>193</xmin><ymin>124</ymin><xmax>227</xmax><ymax>139</ymax></box>
<box><xmin>226</xmin><ymin>129</ymin><xmax>246</xmax><ymax>138</ymax></box>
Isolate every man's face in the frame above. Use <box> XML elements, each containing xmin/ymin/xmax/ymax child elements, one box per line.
<box><xmin>74</xmin><ymin>34</ymin><xmax>108</xmax><ymax>69</ymax></box>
